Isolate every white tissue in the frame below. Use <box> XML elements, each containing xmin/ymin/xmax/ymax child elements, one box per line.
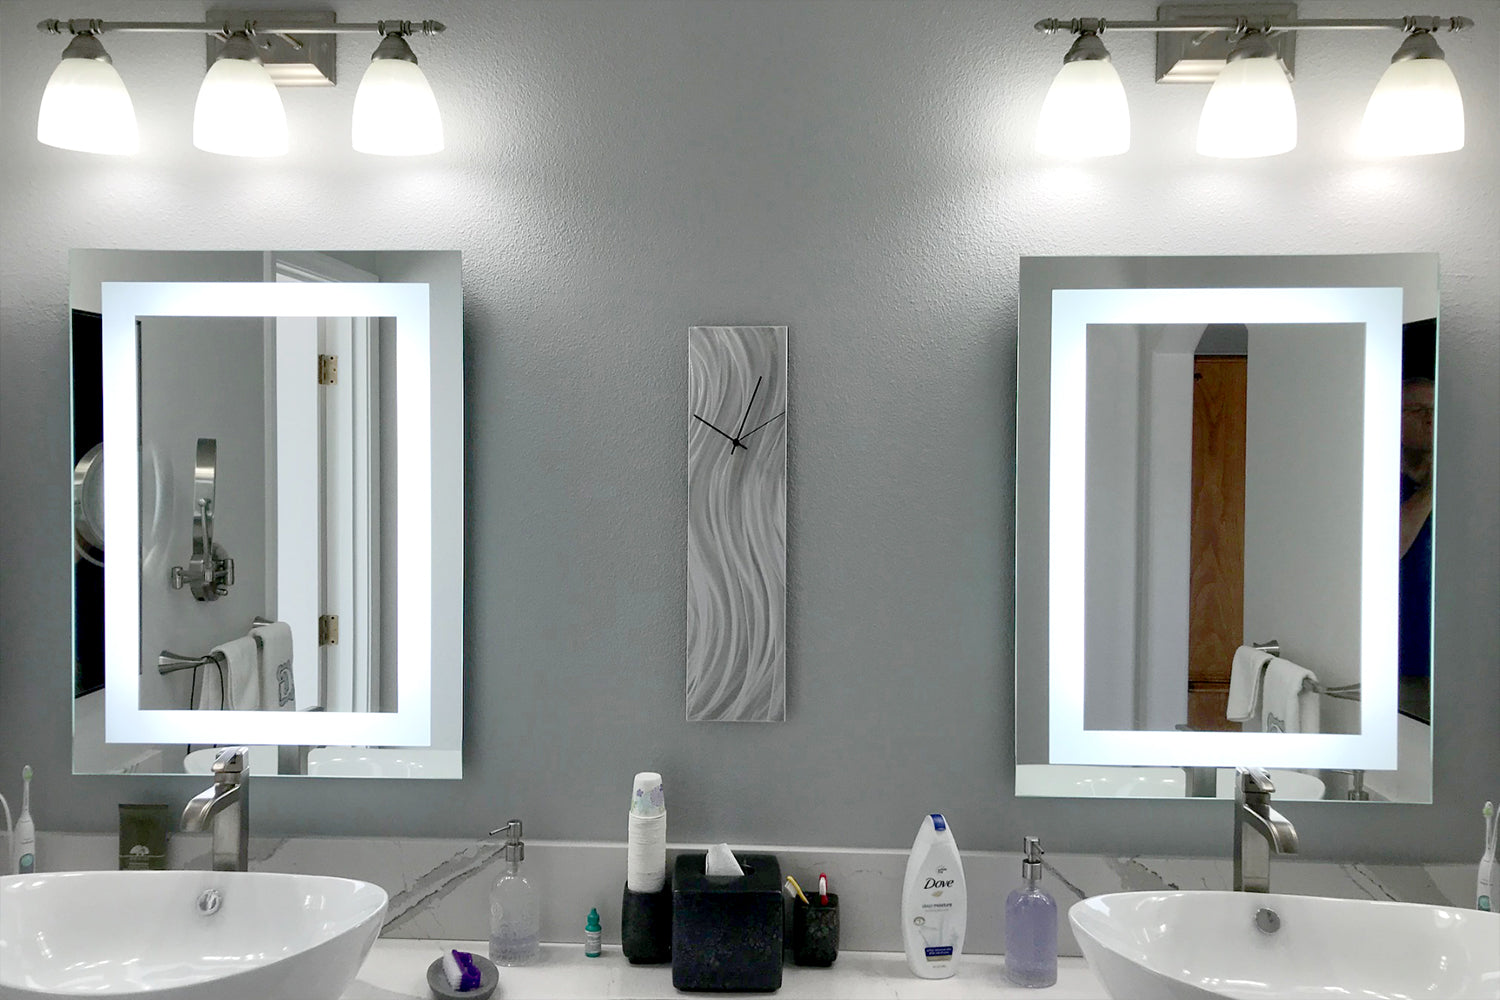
<box><xmin>627</xmin><ymin>771</ymin><xmax>667</xmax><ymax>893</ymax></box>
<box><xmin>705</xmin><ymin>842</ymin><xmax>744</xmax><ymax>876</ymax></box>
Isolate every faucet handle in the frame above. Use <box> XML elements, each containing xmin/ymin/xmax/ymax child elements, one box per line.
<box><xmin>212</xmin><ymin>746</ymin><xmax>250</xmax><ymax>776</ymax></box>
<box><xmin>1238</xmin><ymin>766</ymin><xmax>1276</xmax><ymax>795</ymax></box>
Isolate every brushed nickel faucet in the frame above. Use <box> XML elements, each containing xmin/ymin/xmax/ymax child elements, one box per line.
<box><xmin>182</xmin><ymin>746</ymin><xmax>250</xmax><ymax>872</ymax></box>
<box><xmin>1233</xmin><ymin>766</ymin><xmax>1298</xmax><ymax>892</ymax></box>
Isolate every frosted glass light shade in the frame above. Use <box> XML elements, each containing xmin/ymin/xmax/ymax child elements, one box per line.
<box><xmin>193</xmin><ymin>58</ymin><xmax>288</xmax><ymax>157</ymax></box>
<box><xmin>353</xmin><ymin>59</ymin><xmax>444</xmax><ymax>155</ymax></box>
<box><xmin>1036</xmin><ymin>60</ymin><xmax>1130</xmax><ymax>158</ymax></box>
<box><xmin>1197</xmin><ymin>56</ymin><xmax>1297</xmax><ymax>158</ymax></box>
<box><xmin>1360</xmin><ymin>58</ymin><xmax>1464</xmax><ymax>156</ymax></box>
<box><xmin>37</xmin><ymin>57</ymin><xmax>139</xmax><ymax>155</ymax></box>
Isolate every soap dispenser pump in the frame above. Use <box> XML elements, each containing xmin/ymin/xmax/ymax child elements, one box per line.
<box><xmin>1004</xmin><ymin>836</ymin><xmax>1057</xmax><ymax>988</ymax></box>
<box><xmin>488</xmin><ymin>819</ymin><xmax>541</xmax><ymax>966</ymax></box>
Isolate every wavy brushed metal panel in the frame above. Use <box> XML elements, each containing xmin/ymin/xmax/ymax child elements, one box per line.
<box><xmin>687</xmin><ymin>326</ymin><xmax>787</xmax><ymax>722</ymax></box>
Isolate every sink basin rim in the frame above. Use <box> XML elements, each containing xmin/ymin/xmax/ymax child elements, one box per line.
<box><xmin>1070</xmin><ymin>889</ymin><xmax>1500</xmax><ymax>1000</ymax></box>
<box><xmin>0</xmin><ymin>870</ymin><xmax>387</xmax><ymax>1000</ymax></box>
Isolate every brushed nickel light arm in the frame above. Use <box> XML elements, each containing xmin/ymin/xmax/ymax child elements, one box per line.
<box><xmin>1034</xmin><ymin>14</ymin><xmax>1473</xmax><ymax>35</ymax></box>
<box><xmin>38</xmin><ymin>17</ymin><xmax>445</xmax><ymax>37</ymax></box>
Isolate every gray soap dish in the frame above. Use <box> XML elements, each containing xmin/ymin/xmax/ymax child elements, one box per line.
<box><xmin>425</xmin><ymin>952</ymin><xmax>499</xmax><ymax>1000</ymax></box>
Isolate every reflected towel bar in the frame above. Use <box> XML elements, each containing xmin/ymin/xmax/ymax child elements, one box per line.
<box><xmin>157</xmin><ymin>649</ymin><xmax>226</xmax><ymax>675</ymax></box>
<box><xmin>158</xmin><ymin>617</ymin><xmax>275</xmax><ymax>675</ymax></box>
<box><xmin>1311</xmin><ymin>682</ymin><xmax>1361</xmax><ymax>703</ymax></box>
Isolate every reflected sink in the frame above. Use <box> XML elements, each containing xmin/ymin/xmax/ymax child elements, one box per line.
<box><xmin>1071</xmin><ymin>890</ymin><xmax>1500</xmax><ymax>999</ymax></box>
<box><xmin>0</xmin><ymin>871</ymin><xmax>386</xmax><ymax>1000</ymax></box>
<box><xmin>1016</xmin><ymin>765</ymin><xmax>1325</xmax><ymax>800</ymax></box>
<box><xmin>182</xmin><ymin>746</ymin><xmax>456</xmax><ymax>778</ymax></box>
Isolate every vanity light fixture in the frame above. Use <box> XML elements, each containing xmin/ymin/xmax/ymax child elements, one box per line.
<box><xmin>193</xmin><ymin>30</ymin><xmax>288</xmax><ymax>157</ymax></box>
<box><xmin>1196</xmin><ymin>29</ymin><xmax>1296</xmax><ymax>158</ymax></box>
<box><xmin>36</xmin><ymin>29</ymin><xmax>138</xmax><ymax>155</ymax></box>
<box><xmin>1036</xmin><ymin>29</ymin><xmax>1130</xmax><ymax>158</ymax></box>
<box><xmin>1360</xmin><ymin>28</ymin><xmax>1464</xmax><ymax>156</ymax></box>
<box><xmin>1033</xmin><ymin>10</ymin><xmax>1476</xmax><ymax>159</ymax></box>
<box><xmin>352</xmin><ymin>29</ymin><xmax>444</xmax><ymax>156</ymax></box>
<box><xmin>35</xmin><ymin>15</ymin><xmax>446</xmax><ymax>157</ymax></box>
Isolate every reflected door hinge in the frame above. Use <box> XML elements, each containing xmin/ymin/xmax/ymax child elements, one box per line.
<box><xmin>318</xmin><ymin>354</ymin><xmax>338</xmax><ymax>385</ymax></box>
<box><xmin>318</xmin><ymin>614</ymin><xmax>339</xmax><ymax>646</ymax></box>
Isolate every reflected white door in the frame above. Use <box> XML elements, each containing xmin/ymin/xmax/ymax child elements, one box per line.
<box><xmin>274</xmin><ymin>253</ymin><xmax>381</xmax><ymax>715</ymax></box>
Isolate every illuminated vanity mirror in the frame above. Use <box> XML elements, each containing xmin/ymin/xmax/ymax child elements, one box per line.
<box><xmin>70</xmin><ymin>250</ymin><xmax>462</xmax><ymax>778</ymax></box>
<box><xmin>1015</xmin><ymin>255</ymin><xmax>1436</xmax><ymax>802</ymax></box>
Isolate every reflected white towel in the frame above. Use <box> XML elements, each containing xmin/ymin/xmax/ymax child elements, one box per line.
<box><xmin>251</xmin><ymin>621</ymin><xmax>295</xmax><ymax>710</ymax></box>
<box><xmin>1227</xmin><ymin>646</ymin><xmax>1273</xmax><ymax>722</ymax></box>
<box><xmin>1261</xmin><ymin>657</ymin><xmax>1320</xmax><ymax>734</ymax></box>
<box><xmin>197</xmin><ymin>636</ymin><xmax>260</xmax><ymax>710</ymax></box>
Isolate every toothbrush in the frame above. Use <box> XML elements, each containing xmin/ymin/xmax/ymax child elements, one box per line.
<box><xmin>783</xmin><ymin>875</ymin><xmax>809</xmax><ymax>905</ymax></box>
<box><xmin>14</xmin><ymin>765</ymin><xmax>36</xmax><ymax>875</ymax></box>
<box><xmin>1478</xmin><ymin>801</ymin><xmax>1496</xmax><ymax>912</ymax></box>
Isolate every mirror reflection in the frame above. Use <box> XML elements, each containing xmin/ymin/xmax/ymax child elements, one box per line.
<box><xmin>1015</xmin><ymin>254</ymin><xmax>1437</xmax><ymax>801</ymax></box>
<box><xmin>71</xmin><ymin>250</ymin><xmax>463</xmax><ymax>778</ymax></box>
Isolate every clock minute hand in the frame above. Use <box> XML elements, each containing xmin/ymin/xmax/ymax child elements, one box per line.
<box><xmin>692</xmin><ymin>413</ymin><xmax>745</xmax><ymax>450</ymax></box>
<box><xmin>734</xmin><ymin>377</ymin><xmax>763</xmax><ymax>442</ymax></box>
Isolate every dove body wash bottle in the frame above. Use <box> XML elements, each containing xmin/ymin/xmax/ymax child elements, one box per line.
<box><xmin>900</xmin><ymin>813</ymin><xmax>966</xmax><ymax>978</ymax></box>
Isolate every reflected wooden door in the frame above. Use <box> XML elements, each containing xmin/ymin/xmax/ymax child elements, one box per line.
<box><xmin>1187</xmin><ymin>357</ymin><xmax>1247</xmax><ymax>731</ymax></box>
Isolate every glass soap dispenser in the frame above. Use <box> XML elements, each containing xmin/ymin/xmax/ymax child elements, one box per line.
<box><xmin>488</xmin><ymin>819</ymin><xmax>541</xmax><ymax>966</ymax></box>
<box><xmin>1004</xmin><ymin>835</ymin><xmax>1057</xmax><ymax>988</ymax></box>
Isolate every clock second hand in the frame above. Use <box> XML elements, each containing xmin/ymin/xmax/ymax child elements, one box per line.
<box><xmin>737</xmin><ymin>409</ymin><xmax>785</xmax><ymax>443</ymax></box>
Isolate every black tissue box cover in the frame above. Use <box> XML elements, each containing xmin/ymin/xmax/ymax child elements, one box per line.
<box><xmin>671</xmin><ymin>852</ymin><xmax>783</xmax><ymax>992</ymax></box>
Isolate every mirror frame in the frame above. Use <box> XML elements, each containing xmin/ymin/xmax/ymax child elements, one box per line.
<box><xmin>101</xmin><ymin>280</ymin><xmax>435</xmax><ymax>746</ymax></box>
<box><xmin>1016</xmin><ymin>254</ymin><xmax>1438</xmax><ymax>781</ymax></box>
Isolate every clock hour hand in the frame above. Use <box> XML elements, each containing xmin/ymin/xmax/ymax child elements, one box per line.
<box><xmin>736</xmin><ymin>409</ymin><xmax>785</xmax><ymax>444</ymax></box>
<box><xmin>692</xmin><ymin>413</ymin><xmax>745</xmax><ymax>450</ymax></box>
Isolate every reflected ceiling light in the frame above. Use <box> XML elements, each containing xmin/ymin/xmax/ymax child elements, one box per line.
<box><xmin>1031</xmin><ymin>10</ymin><xmax>1477</xmax><ymax>162</ymax></box>
<box><xmin>1360</xmin><ymin>29</ymin><xmax>1464</xmax><ymax>157</ymax></box>
<box><xmin>352</xmin><ymin>30</ymin><xmax>444</xmax><ymax>156</ymax></box>
<box><xmin>37</xmin><ymin>31</ymin><xmax>138</xmax><ymax>155</ymax></box>
<box><xmin>193</xmin><ymin>30</ymin><xmax>288</xmax><ymax>157</ymax></box>
<box><xmin>1036</xmin><ymin>30</ymin><xmax>1130</xmax><ymax>158</ymax></box>
<box><xmin>1197</xmin><ymin>30</ymin><xmax>1296</xmax><ymax>158</ymax></box>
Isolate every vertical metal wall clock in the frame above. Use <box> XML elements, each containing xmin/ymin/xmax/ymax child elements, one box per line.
<box><xmin>686</xmin><ymin>326</ymin><xmax>788</xmax><ymax>722</ymax></box>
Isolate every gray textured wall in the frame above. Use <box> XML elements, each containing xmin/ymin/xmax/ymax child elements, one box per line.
<box><xmin>1</xmin><ymin>0</ymin><xmax>1496</xmax><ymax>862</ymax></box>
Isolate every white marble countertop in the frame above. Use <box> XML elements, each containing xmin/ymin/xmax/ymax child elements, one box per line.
<box><xmin>344</xmin><ymin>941</ymin><xmax>1110</xmax><ymax>999</ymax></box>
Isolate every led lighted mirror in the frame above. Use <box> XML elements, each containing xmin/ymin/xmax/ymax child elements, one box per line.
<box><xmin>1015</xmin><ymin>255</ymin><xmax>1437</xmax><ymax>802</ymax></box>
<box><xmin>70</xmin><ymin>250</ymin><xmax>462</xmax><ymax>778</ymax></box>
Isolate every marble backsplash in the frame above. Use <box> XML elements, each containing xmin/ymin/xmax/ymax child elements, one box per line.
<box><xmin>37</xmin><ymin>832</ymin><xmax>1477</xmax><ymax>957</ymax></box>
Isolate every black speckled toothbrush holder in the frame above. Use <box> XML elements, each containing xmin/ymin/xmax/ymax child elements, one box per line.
<box><xmin>791</xmin><ymin>894</ymin><xmax>839</xmax><ymax>967</ymax></box>
<box><xmin>671</xmin><ymin>852</ymin><xmax>783</xmax><ymax>992</ymax></box>
<box><xmin>621</xmin><ymin>881</ymin><xmax>673</xmax><ymax>964</ymax></box>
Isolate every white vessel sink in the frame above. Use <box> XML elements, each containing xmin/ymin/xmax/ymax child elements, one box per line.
<box><xmin>306</xmin><ymin>747</ymin><xmax>453</xmax><ymax>777</ymax></box>
<box><xmin>1071</xmin><ymin>890</ymin><xmax>1500</xmax><ymax>999</ymax></box>
<box><xmin>183</xmin><ymin>746</ymin><xmax>455</xmax><ymax>778</ymax></box>
<box><xmin>0</xmin><ymin>870</ymin><xmax>386</xmax><ymax>1000</ymax></box>
<box><xmin>1016</xmin><ymin>765</ymin><xmax>1325</xmax><ymax>800</ymax></box>
<box><xmin>182</xmin><ymin>745</ymin><xmax>278</xmax><ymax>775</ymax></box>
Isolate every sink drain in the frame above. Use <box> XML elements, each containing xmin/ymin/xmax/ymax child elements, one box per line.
<box><xmin>1254</xmin><ymin>906</ymin><xmax>1281</xmax><ymax>934</ymax></box>
<box><xmin>196</xmin><ymin>888</ymin><xmax>223</xmax><ymax>916</ymax></box>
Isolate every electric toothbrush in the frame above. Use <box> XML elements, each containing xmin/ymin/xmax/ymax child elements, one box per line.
<box><xmin>14</xmin><ymin>765</ymin><xmax>36</xmax><ymax>875</ymax></box>
<box><xmin>1478</xmin><ymin>800</ymin><xmax>1496</xmax><ymax>912</ymax></box>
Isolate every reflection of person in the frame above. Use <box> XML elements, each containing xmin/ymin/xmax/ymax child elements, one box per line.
<box><xmin>1398</xmin><ymin>319</ymin><xmax>1436</xmax><ymax>693</ymax></box>
<box><xmin>1400</xmin><ymin>378</ymin><xmax>1435</xmax><ymax>558</ymax></box>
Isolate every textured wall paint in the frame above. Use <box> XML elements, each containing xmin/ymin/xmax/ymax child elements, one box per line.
<box><xmin>1</xmin><ymin>0</ymin><xmax>1496</xmax><ymax>862</ymax></box>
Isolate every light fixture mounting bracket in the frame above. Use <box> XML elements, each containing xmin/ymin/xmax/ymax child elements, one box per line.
<box><xmin>1155</xmin><ymin>3</ymin><xmax>1298</xmax><ymax>83</ymax></box>
<box><xmin>205</xmin><ymin>8</ymin><xmax>336</xmax><ymax>87</ymax></box>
